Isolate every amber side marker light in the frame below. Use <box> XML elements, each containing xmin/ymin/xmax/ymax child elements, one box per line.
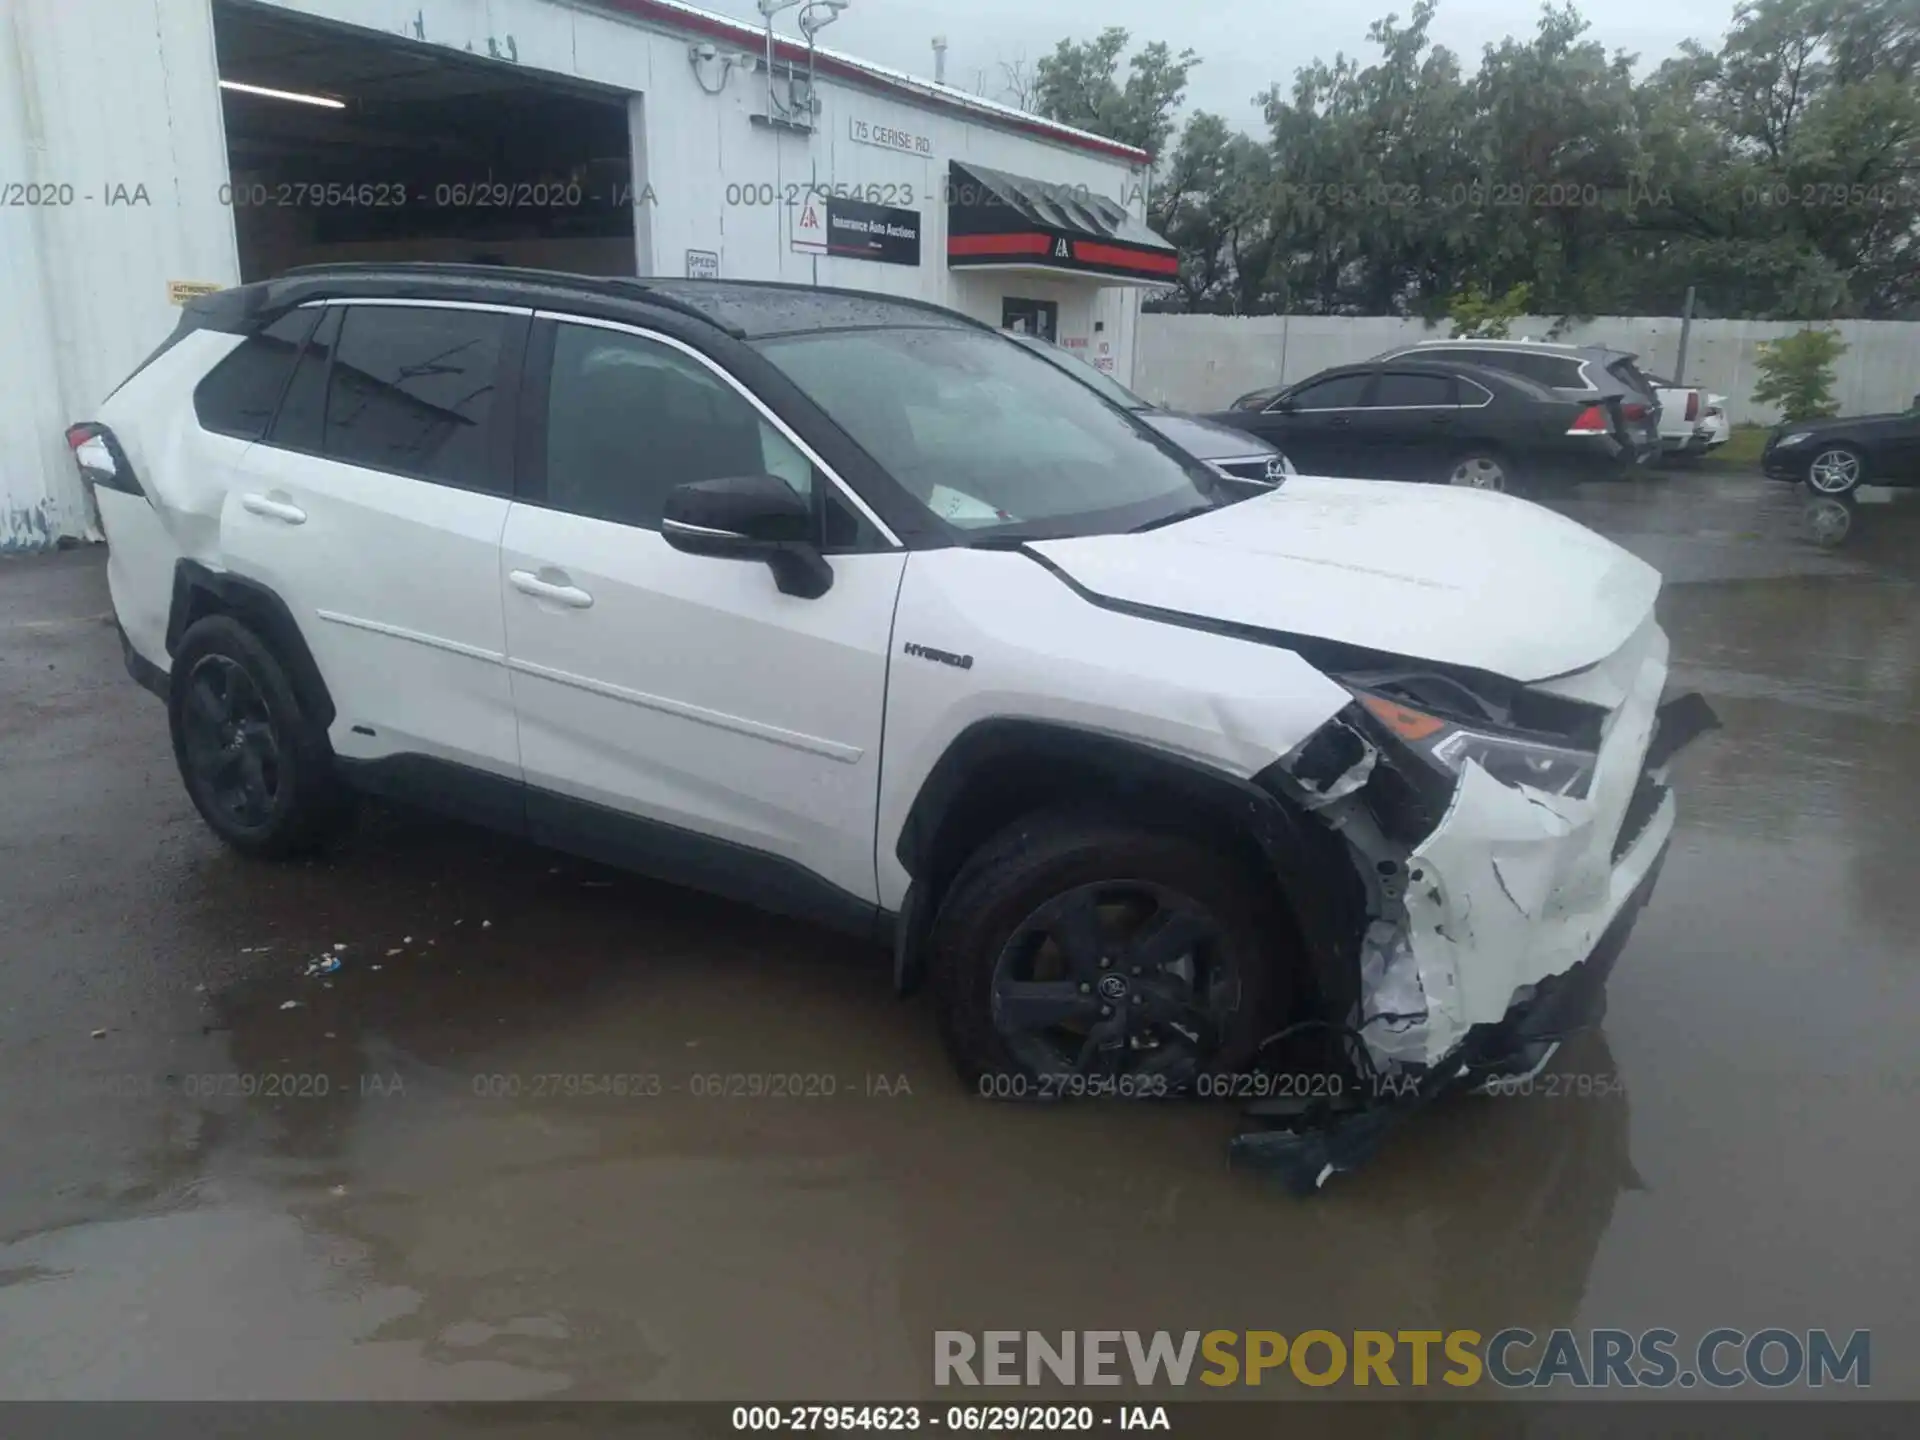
<box><xmin>1357</xmin><ymin>692</ymin><xmax>1447</xmax><ymax>742</ymax></box>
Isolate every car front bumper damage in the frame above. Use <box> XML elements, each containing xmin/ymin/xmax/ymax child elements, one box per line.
<box><xmin>1240</xmin><ymin>629</ymin><xmax>1719</xmax><ymax>1194</ymax></box>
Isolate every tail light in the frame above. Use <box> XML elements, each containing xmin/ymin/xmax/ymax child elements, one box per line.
<box><xmin>65</xmin><ymin>422</ymin><xmax>140</xmax><ymax>495</ymax></box>
<box><xmin>1567</xmin><ymin>405</ymin><xmax>1609</xmax><ymax>434</ymax></box>
<box><xmin>1684</xmin><ymin>391</ymin><xmax>1700</xmax><ymax>422</ymax></box>
<box><xmin>1622</xmin><ymin>402</ymin><xmax>1648</xmax><ymax>421</ymax></box>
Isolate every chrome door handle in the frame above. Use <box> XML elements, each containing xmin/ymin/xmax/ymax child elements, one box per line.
<box><xmin>509</xmin><ymin>570</ymin><xmax>594</xmax><ymax>609</ymax></box>
<box><xmin>241</xmin><ymin>493</ymin><xmax>306</xmax><ymax>524</ymax></box>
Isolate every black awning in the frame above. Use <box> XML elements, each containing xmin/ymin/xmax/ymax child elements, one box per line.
<box><xmin>945</xmin><ymin>160</ymin><xmax>1178</xmax><ymax>283</ymax></box>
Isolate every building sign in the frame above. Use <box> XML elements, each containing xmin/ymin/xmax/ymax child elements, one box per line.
<box><xmin>685</xmin><ymin>248</ymin><xmax>720</xmax><ymax>280</ymax></box>
<box><xmin>167</xmin><ymin>280</ymin><xmax>222</xmax><ymax>306</ymax></box>
<box><xmin>849</xmin><ymin>116</ymin><xmax>934</xmax><ymax>157</ymax></box>
<box><xmin>824</xmin><ymin>198</ymin><xmax>921</xmax><ymax>266</ymax></box>
<box><xmin>795</xmin><ymin>196</ymin><xmax>921</xmax><ymax>266</ymax></box>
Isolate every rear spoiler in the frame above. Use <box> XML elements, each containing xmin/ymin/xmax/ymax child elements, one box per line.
<box><xmin>102</xmin><ymin>286</ymin><xmax>276</xmax><ymax>403</ymax></box>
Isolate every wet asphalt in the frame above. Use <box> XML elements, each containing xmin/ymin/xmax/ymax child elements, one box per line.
<box><xmin>1</xmin><ymin>471</ymin><xmax>1916</xmax><ymax>1400</ymax></box>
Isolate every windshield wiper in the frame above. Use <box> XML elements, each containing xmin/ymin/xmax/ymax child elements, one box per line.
<box><xmin>1128</xmin><ymin>502</ymin><xmax>1217</xmax><ymax>534</ymax></box>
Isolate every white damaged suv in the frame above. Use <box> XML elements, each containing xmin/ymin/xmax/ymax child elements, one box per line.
<box><xmin>73</xmin><ymin>266</ymin><xmax>1716</xmax><ymax>1188</ymax></box>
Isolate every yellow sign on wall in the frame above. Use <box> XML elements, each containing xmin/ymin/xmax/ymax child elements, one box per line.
<box><xmin>167</xmin><ymin>281</ymin><xmax>223</xmax><ymax>306</ymax></box>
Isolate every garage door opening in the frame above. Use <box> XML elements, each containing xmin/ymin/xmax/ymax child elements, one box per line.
<box><xmin>213</xmin><ymin>1</ymin><xmax>639</xmax><ymax>282</ymax></box>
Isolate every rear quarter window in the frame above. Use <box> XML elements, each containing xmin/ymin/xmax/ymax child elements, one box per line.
<box><xmin>192</xmin><ymin>309</ymin><xmax>321</xmax><ymax>441</ymax></box>
<box><xmin>1469</xmin><ymin>351</ymin><xmax>1587</xmax><ymax>388</ymax></box>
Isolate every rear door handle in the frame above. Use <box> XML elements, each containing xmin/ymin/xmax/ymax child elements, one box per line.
<box><xmin>241</xmin><ymin>493</ymin><xmax>306</xmax><ymax>525</ymax></box>
<box><xmin>510</xmin><ymin>569</ymin><xmax>594</xmax><ymax>609</ymax></box>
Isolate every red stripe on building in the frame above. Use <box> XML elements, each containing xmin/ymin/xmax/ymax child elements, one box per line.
<box><xmin>947</xmin><ymin>233</ymin><xmax>1055</xmax><ymax>257</ymax></box>
<box><xmin>1072</xmin><ymin>241</ymin><xmax>1180</xmax><ymax>276</ymax></box>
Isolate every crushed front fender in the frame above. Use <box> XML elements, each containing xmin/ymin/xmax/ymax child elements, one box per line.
<box><xmin>1238</xmin><ymin>616</ymin><xmax>1718</xmax><ymax>1193</ymax></box>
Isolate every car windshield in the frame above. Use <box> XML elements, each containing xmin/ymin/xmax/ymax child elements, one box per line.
<box><xmin>755</xmin><ymin>326</ymin><xmax>1220</xmax><ymax>538</ymax></box>
<box><xmin>1007</xmin><ymin>333</ymin><xmax>1150</xmax><ymax>411</ymax></box>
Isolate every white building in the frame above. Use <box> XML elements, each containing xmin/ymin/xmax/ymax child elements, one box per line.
<box><xmin>1</xmin><ymin>0</ymin><xmax>1171</xmax><ymax>551</ymax></box>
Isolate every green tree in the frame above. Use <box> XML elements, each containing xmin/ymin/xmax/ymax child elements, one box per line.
<box><xmin>1045</xmin><ymin>0</ymin><xmax>1920</xmax><ymax>320</ymax></box>
<box><xmin>1447</xmin><ymin>281</ymin><xmax>1534</xmax><ymax>335</ymax></box>
<box><xmin>1751</xmin><ymin>327</ymin><xmax>1849</xmax><ymax>418</ymax></box>
<box><xmin>1032</xmin><ymin>28</ymin><xmax>1200</xmax><ymax>160</ymax></box>
<box><xmin>1149</xmin><ymin>113</ymin><xmax>1278</xmax><ymax>312</ymax></box>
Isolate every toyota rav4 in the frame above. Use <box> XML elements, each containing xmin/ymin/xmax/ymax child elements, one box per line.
<box><xmin>72</xmin><ymin>265</ymin><xmax>1716</xmax><ymax>1188</ymax></box>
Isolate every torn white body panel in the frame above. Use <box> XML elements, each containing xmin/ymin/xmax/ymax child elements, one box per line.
<box><xmin>1361</xmin><ymin>620</ymin><xmax>1674</xmax><ymax>1069</ymax></box>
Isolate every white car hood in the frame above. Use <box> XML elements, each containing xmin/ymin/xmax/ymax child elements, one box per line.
<box><xmin>1028</xmin><ymin>477</ymin><xmax>1661</xmax><ymax>683</ymax></box>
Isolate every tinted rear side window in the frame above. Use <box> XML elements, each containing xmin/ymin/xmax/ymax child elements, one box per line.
<box><xmin>1514</xmin><ymin>354</ymin><xmax>1587</xmax><ymax>387</ymax></box>
<box><xmin>1429</xmin><ymin>349</ymin><xmax>1584</xmax><ymax>388</ymax></box>
<box><xmin>193</xmin><ymin>309</ymin><xmax>320</xmax><ymax>441</ymax></box>
<box><xmin>1369</xmin><ymin>372</ymin><xmax>1454</xmax><ymax>407</ymax></box>
<box><xmin>323</xmin><ymin>306</ymin><xmax>507</xmax><ymax>487</ymax></box>
<box><xmin>268</xmin><ymin>306</ymin><xmax>341</xmax><ymax>453</ymax></box>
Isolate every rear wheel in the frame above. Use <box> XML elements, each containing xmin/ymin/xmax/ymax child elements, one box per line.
<box><xmin>929</xmin><ymin>811</ymin><xmax>1289</xmax><ymax>1097</ymax></box>
<box><xmin>1805</xmin><ymin>444</ymin><xmax>1866</xmax><ymax>496</ymax></box>
<box><xmin>169</xmin><ymin>615</ymin><xmax>348</xmax><ymax>858</ymax></box>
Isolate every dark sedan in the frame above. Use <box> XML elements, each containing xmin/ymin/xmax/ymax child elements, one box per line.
<box><xmin>1006</xmin><ymin>332</ymin><xmax>1296</xmax><ymax>486</ymax></box>
<box><xmin>1761</xmin><ymin>408</ymin><xmax>1920</xmax><ymax>495</ymax></box>
<box><xmin>1208</xmin><ymin>359</ymin><xmax>1648</xmax><ymax>493</ymax></box>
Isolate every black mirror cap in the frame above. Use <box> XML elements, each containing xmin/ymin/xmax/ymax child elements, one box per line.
<box><xmin>662</xmin><ymin>473</ymin><xmax>814</xmax><ymax>544</ymax></box>
<box><xmin>661</xmin><ymin>474</ymin><xmax>833</xmax><ymax>600</ymax></box>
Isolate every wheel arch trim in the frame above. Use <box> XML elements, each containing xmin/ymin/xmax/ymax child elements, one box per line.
<box><xmin>888</xmin><ymin>717</ymin><xmax>1363</xmax><ymax>1012</ymax></box>
<box><xmin>167</xmin><ymin>561</ymin><xmax>337</xmax><ymax>729</ymax></box>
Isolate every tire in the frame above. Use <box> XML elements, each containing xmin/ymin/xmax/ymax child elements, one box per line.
<box><xmin>168</xmin><ymin>614</ymin><xmax>348</xmax><ymax>858</ymax></box>
<box><xmin>1444</xmin><ymin>450</ymin><xmax>1519</xmax><ymax>494</ymax></box>
<box><xmin>929</xmin><ymin>809</ymin><xmax>1291</xmax><ymax>1097</ymax></box>
<box><xmin>1805</xmin><ymin>444</ymin><xmax>1866</xmax><ymax>496</ymax></box>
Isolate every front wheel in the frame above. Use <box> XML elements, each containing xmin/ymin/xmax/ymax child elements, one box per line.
<box><xmin>929</xmin><ymin>811</ymin><xmax>1289</xmax><ymax>1096</ymax></box>
<box><xmin>1805</xmin><ymin>444</ymin><xmax>1866</xmax><ymax>496</ymax></box>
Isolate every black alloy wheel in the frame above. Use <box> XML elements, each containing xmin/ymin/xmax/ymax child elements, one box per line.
<box><xmin>989</xmin><ymin>879</ymin><xmax>1241</xmax><ymax>1082</ymax></box>
<box><xmin>178</xmin><ymin>653</ymin><xmax>284</xmax><ymax>832</ymax></box>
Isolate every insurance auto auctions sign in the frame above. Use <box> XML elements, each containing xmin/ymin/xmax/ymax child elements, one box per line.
<box><xmin>794</xmin><ymin>196</ymin><xmax>921</xmax><ymax>267</ymax></box>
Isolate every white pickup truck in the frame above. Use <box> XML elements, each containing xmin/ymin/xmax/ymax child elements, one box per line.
<box><xmin>1648</xmin><ymin>375</ymin><xmax>1730</xmax><ymax>459</ymax></box>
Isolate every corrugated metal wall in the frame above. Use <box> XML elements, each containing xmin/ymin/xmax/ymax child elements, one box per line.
<box><xmin>1</xmin><ymin>0</ymin><xmax>239</xmax><ymax>551</ymax></box>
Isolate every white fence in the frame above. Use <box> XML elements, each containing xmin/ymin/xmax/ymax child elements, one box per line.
<box><xmin>1133</xmin><ymin>314</ymin><xmax>1920</xmax><ymax>426</ymax></box>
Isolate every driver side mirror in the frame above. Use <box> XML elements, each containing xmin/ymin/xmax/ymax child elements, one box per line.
<box><xmin>1264</xmin><ymin>395</ymin><xmax>1296</xmax><ymax>414</ymax></box>
<box><xmin>660</xmin><ymin>474</ymin><xmax>833</xmax><ymax>600</ymax></box>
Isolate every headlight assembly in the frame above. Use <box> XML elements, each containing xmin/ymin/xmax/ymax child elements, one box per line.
<box><xmin>1351</xmin><ymin>689</ymin><xmax>1597</xmax><ymax>800</ymax></box>
<box><xmin>1776</xmin><ymin>431</ymin><xmax>1812</xmax><ymax>446</ymax></box>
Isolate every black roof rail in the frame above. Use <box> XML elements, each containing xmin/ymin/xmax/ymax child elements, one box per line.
<box><xmin>273</xmin><ymin>262</ymin><xmax>747</xmax><ymax>338</ymax></box>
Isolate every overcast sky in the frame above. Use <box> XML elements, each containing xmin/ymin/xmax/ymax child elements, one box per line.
<box><xmin>705</xmin><ymin>0</ymin><xmax>1742</xmax><ymax>134</ymax></box>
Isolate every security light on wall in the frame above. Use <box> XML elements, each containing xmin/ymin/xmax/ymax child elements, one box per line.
<box><xmin>798</xmin><ymin>0</ymin><xmax>849</xmax><ymax>41</ymax></box>
<box><xmin>218</xmin><ymin>79</ymin><xmax>346</xmax><ymax>109</ymax></box>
